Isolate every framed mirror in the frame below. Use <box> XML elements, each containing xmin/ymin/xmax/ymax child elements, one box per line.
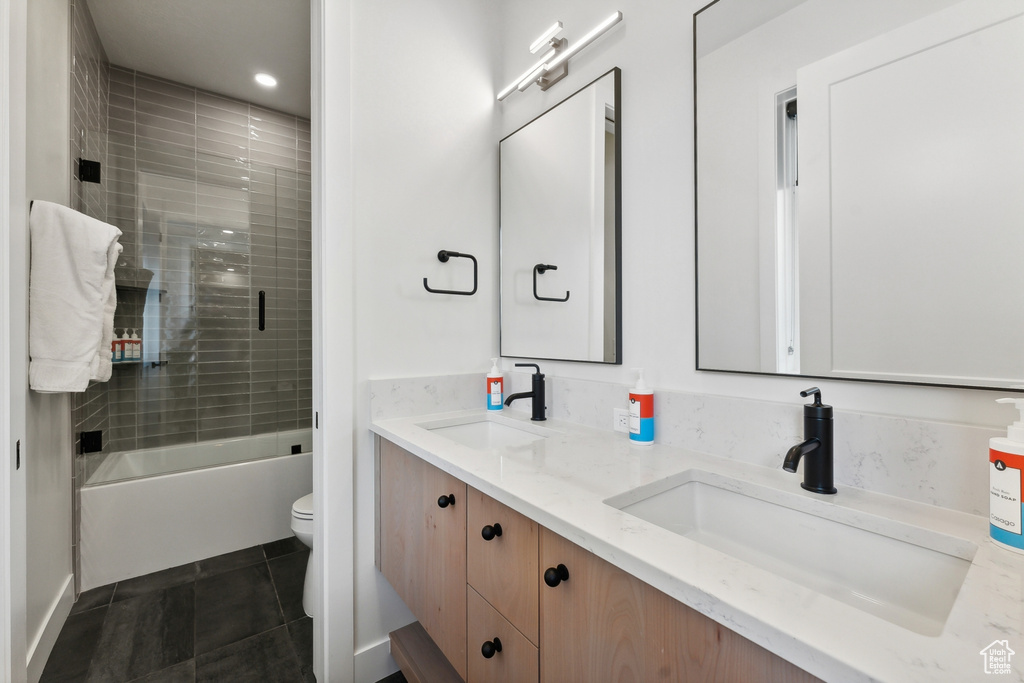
<box><xmin>500</xmin><ymin>68</ymin><xmax>622</xmax><ymax>364</ymax></box>
<box><xmin>695</xmin><ymin>0</ymin><xmax>1024</xmax><ymax>389</ymax></box>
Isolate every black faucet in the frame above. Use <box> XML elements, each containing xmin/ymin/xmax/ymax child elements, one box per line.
<box><xmin>504</xmin><ymin>363</ymin><xmax>546</xmax><ymax>421</ymax></box>
<box><xmin>783</xmin><ymin>387</ymin><xmax>836</xmax><ymax>494</ymax></box>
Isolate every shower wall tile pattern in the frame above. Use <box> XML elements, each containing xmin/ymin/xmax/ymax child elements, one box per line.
<box><xmin>70</xmin><ymin>0</ymin><xmax>110</xmax><ymax>598</ymax></box>
<box><xmin>72</xmin><ymin>64</ymin><xmax>312</xmax><ymax>471</ymax></box>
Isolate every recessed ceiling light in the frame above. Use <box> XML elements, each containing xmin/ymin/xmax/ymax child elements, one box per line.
<box><xmin>255</xmin><ymin>72</ymin><xmax>277</xmax><ymax>88</ymax></box>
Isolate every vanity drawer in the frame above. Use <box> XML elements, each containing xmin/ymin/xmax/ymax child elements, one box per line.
<box><xmin>467</xmin><ymin>486</ymin><xmax>539</xmax><ymax>644</ymax></box>
<box><xmin>467</xmin><ymin>585</ymin><xmax>539</xmax><ymax>683</ymax></box>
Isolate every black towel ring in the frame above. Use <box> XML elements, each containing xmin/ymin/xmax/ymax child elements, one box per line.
<box><xmin>423</xmin><ymin>250</ymin><xmax>477</xmax><ymax>296</ymax></box>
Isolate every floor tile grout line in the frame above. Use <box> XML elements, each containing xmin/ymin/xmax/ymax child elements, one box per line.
<box><xmin>266</xmin><ymin>556</ymin><xmax>289</xmax><ymax>627</ymax></box>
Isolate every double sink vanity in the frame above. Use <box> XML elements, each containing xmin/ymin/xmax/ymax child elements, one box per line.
<box><xmin>372</xmin><ymin>407</ymin><xmax>1017</xmax><ymax>682</ymax></box>
<box><xmin>374</xmin><ymin>0</ymin><xmax>1024</xmax><ymax>678</ymax></box>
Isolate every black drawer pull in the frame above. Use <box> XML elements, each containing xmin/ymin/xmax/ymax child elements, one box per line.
<box><xmin>437</xmin><ymin>494</ymin><xmax>456</xmax><ymax>508</ymax></box>
<box><xmin>481</xmin><ymin>637</ymin><xmax>503</xmax><ymax>659</ymax></box>
<box><xmin>544</xmin><ymin>564</ymin><xmax>570</xmax><ymax>588</ymax></box>
<box><xmin>481</xmin><ymin>523</ymin><xmax>503</xmax><ymax>541</ymax></box>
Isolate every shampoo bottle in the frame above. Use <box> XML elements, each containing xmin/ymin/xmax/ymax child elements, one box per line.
<box><xmin>990</xmin><ymin>398</ymin><xmax>1024</xmax><ymax>554</ymax></box>
<box><xmin>130</xmin><ymin>329</ymin><xmax>141</xmax><ymax>360</ymax></box>
<box><xmin>628</xmin><ymin>368</ymin><xmax>654</xmax><ymax>445</ymax></box>
<box><xmin>487</xmin><ymin>358</ymin><xmax>504</xmax><ymax>411</ymax></box>
<box><xmin>118</xmin><ymin>329</ymin><xmax>130</xmax><ymax>362</ymax></box>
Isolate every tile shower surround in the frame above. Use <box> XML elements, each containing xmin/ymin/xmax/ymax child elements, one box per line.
<box><xmin>71</xmin><ymin>66</ymin><xmax>313</xmax><ymax>474</ymax></box>
<box><xmin>69</xmin><ymin>0</ymin><xmax>109</xmax><ymax>601</ymax></box>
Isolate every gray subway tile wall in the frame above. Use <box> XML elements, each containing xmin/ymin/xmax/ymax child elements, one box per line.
<box><xmin>71</xmin><ymin>24</ymin><xmax>312</xmax><ymax>470</ymax></box>
<box><xmin>70</xmin><ymin>0</ymin><xmax>110</xmax><ymax>597</ymax></box>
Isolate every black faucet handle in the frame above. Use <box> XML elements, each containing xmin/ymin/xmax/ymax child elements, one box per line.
<box><xmin>800</xmin><ymin>387</ymin><xmax>823</xmax><ymax>405</ymax></box>
<box><xmin>800</xmin><ymin>387</ymin><xmax>832</xmax><ymax>418</ymax></box>
<box><xmin>515</xmin><ymin>362</ymin><xmax>542</xmax><ymax>376</ymax></box>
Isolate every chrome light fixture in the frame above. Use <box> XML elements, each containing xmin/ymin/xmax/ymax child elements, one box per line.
<box><xmin>497</xmin><ymin>11</ymin><xmax>622</xmax><ymax>102</ymax></box>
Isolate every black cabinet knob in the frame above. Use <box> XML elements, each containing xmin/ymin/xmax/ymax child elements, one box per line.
<box><xmin>437</xmin><ymin>494</ymin><xmax>456</xmax><ymax>508</ymax></box>
<box><xmin>481</xmin><ymin>637</ymin><xmax>503</xmax><ymax>659</ymax></box>
<box><xmin>544</xmin><ymin>563</ymin><xmax>570</xmax><ymax>587</ymax></box>
<box><xmin>481</xmin><ymin>523</ymin><xmax>503</xmax><ymax>541</ymax></box>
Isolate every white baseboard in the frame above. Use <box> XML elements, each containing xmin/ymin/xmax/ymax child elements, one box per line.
<box><xmin>26</xmin><ymin>573</ymin><xmax>73</xmax><ymax>683</ymax></box>
<box><xmin>355</xmin><ymin>636</ymin><xmax>399</xmax><ymax>683</ymax></box>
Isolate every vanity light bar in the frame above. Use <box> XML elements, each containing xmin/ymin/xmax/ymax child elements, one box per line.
<box><xmin>497</xmin><ymin>47</ymin><xmax>558</xmax><ymax>101</ymax></box>
<box><xmin>498</xmin><ymin>11</ymin><xmax>623</xmax><ymax>102</ymax></box>
<box><xmin>529</xmin><ymin>21</ymin><xmax>563</xmax><ymax>53</ymax></box>
<box><xmin>542</xmin><ymin>11</ymin><xmax>622</xmax><ymax>75</ymax></box>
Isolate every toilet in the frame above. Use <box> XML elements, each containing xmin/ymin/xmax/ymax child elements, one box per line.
<box><xmin>291</xmin><ymin>493</ymin><xmax>314</xmax><ymax>617</ymax></box>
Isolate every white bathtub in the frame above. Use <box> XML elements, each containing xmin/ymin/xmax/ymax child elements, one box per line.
<box><xmin>87</xmin><ymin>428</ymin><xmax>314</xmax><ymax>485</ymax></box>
<box><xmin>81</xmin><ymin>429</ymin><xmax>313</xmax><ymax>591</ymax></box>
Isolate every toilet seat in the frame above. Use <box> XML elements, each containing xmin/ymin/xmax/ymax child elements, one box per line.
<box><xmin>292</xmin><ymin>493</ymin><xmax>313</xmax><ymax>519</ymax></box>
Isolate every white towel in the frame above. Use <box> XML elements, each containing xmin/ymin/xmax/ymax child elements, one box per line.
<box><xmin>29</xmin><ymin>200</ymin><xmax>123</xmax><ymax>393</ymax></box>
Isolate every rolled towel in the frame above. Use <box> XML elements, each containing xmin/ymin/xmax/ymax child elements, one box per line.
<box><xmin>90</xmin><ymin>235</ymin><xmax>122</xmax><ymax>383</ymax></box>
<box><xmin>29</xmin><ymin>200</ymin><xmax>123</xmax><ymax>393</ymax></box>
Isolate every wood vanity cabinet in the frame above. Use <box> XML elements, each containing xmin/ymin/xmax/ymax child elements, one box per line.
<box><xmin>539</xmin><ymin>528</ymin><xmax>821</xmax><ymax>683</ymax></box>
<box><xmin>378</xmin><ymin>439</ymin><xmax>820</xmax><ymax>683</ymax></box>
<box><xmin>466</xmin><ymin>486</ymin><xmax>540</xmax><ymax>682</ymax></box>
<box><xmin>379</xmin><ymin>439</ymin><xmax>468</xmax><ymax>680</ymax></box>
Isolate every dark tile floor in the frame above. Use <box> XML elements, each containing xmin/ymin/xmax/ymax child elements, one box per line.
<box><xmin>41</xmin><ymin>537</ymin><xmax>314</xmax><ymax>682</ymax></box>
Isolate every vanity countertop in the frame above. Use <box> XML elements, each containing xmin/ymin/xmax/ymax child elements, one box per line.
<box><xmin>371</xmin><ymin>409</ymin><xmax>1024</xmax><ymax>682</ymax></box>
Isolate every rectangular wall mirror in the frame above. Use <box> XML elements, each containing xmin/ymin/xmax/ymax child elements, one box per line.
<box><xmin>500</xmin><ymin>68</ymin><xmax>622</xmax><ymax>364</ymax></box>
<box><xmin>695</xmin><ymin>0</ymin><xmax>1024</xmax><ymax>390</ymax></box>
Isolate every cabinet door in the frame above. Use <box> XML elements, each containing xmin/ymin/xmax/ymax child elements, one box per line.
<box><xmin>380</xmin><ymin>440</ymin><xmax>468</xmax><ymax>679</ymax></box>
<box><xmin>467</xmin><ymin>586</ymin><xmax>539</xmax><ymax>683</ymax></box>
<box><xmin>644</xmin><ymin>583</ymin><xmax>820</xmax><ymax>682</ymax></box>
<box><xmin>467</xmin><ymin>486</ymin><xmax>539</xmax><ymax>645</ymax></box>
<box><xmin>539</xmin><ymin>528</ymin><xmax>646</xmax><ymax>683</ymax></box>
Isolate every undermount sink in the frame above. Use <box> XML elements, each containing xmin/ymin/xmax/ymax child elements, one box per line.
<box><xmin>419</xmin><ymin>414</ymin><xmax>556</xmax><ymax>450</ymax></box>
<box><xmin>605</xmin><ymin>470</ymin><xmax>976</xmax><ymax>636</ymax></box>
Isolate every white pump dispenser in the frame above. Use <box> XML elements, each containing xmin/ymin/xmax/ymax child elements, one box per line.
<box><xmin>129</xmin><ymin>329</ymin><xmax>141</xmax><ymax>360</ymax></box>
<box><xmin>996</xmin><ymin>398</ymin><xmax>1024</xmax><ymax>441</ymax></box>
<box><xmin>118</xmin><ymin>329</ymin><xmax>130</xmax><ymax>362</ymax></box>
<box><xmin>487</xmin><ymin>358</ymin><xmax>503</xmax><ymax>410</ymax></box>
<box><xmin>989</xmin><ymin>398</ymin><xmax>1024</xmax><ymax>554</ymax></box>
<box><xmin>628</xmin><ymin>368</ymin><xmax>654</xmax><ymax>445</ymax></box>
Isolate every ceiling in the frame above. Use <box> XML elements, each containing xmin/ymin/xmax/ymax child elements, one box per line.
<box><xmin>88</xmin><ymin>0</ymin><xmax>311</xmax><ymax>119</ymax></box>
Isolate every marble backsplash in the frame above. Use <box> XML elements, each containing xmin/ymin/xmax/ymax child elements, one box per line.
<box><xmin>369</xmin><ymin>372</ymin><xmax>996</xmax><ymax>517</ymax></box>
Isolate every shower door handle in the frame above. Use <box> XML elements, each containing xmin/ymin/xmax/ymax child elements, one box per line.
<box><xmin>258</xmin><ymin>291</ymin><xmax>266</xmax><ymax>331</ymax></box>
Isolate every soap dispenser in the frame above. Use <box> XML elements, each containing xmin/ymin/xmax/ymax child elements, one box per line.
<box><xmin>487</xmin><ymin>358</ymin><xmax>503</xmax><ymax>411</ymax></box>
<box><xmin>628</xmin><ymin>368</ymin><xmax>654</xmax><ymax>445</ymax></box>
<box><xmin>990</xmin><ymin>398</ymin><xmax>1024</xmax><ymax>554</ymax></box>
<box><xmin>118</xmin><ymin>329</ymin><xmax>130</xmax><ymax>362</ymax></box>
<box><xmin>129</xmin><ymin>329</ymin><xmax>141</xmax><ymax>360</ymax></box>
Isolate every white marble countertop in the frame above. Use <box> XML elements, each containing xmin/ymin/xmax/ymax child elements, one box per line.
<box><xmin>371</xmin><ymin>409</ymin><xmax>1024</xmax><ymax>682</ymax></box>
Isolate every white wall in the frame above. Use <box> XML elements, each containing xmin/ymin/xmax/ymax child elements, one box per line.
<box><xmin>349</xmin><ymin>0</ymin><xmax>499</xmax><ymax>677</ymax></box>
<box><xmin>24</xmin><ymin>0</ymin><xmax>73</xmax><ymax>678</ymax></box>
<box><xmin>496</xmin><ymin>0</ymin><xmax>1014</xmax><ymax>431</ymax></box>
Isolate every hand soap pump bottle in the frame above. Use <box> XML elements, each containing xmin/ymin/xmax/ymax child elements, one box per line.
<box><xmin>628</xmin><ymin>368</ymin><xmax>654</xmax><ymax>445</ymax></box>
<box><xmin>118</xmin><ymin>329</ymin><xmax>130</xmax><ymax>362</ymax></box>
<box><xmin>130</xmin><ymin>329</ymin><xmax>141</xmax><ymax>360</ymax></box>
<box><xmin>990</xmin><ymin>398</ymin><xmax>1024</xmax><ymax>554</ymax></box>
<box><xmin>487</xmin><ymin>358</ymin><xmax>503</xmax><ymax>411</ymax></box>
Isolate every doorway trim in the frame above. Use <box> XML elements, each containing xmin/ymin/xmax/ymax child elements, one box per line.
<box><xmin>0</xmin><ymin>0</ymin><xmax>30</xmax><ymax>679</ymax></box>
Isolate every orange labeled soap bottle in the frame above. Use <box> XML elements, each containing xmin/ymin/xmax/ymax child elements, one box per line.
<box><xmin>990</xmin><ymin>398</ymin><xmax>1024</xmax><ymax>554</ymax></box>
